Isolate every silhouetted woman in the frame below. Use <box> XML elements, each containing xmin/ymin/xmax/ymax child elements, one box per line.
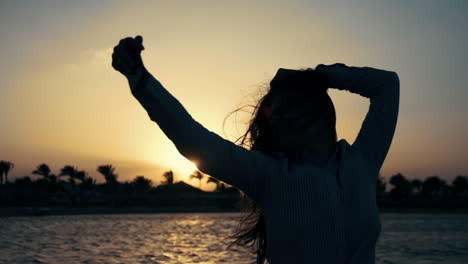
<box><xmin>112</xmin><ymin>36</ymin><xmax>400</xmax><ymax>264</ymax></box>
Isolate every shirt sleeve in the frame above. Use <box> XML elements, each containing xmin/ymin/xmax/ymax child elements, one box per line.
<box><xmin>315</xmin><ymin>63</ymin><xmax>400</xmax><ymax>175</ymax></box>
<box><xmin>129</xmin><ymin>71</ymin><xmax>281</xmax><ymax>201</ymax></box>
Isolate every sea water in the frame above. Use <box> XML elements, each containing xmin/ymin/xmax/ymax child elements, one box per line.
<box><xmin>0</xmin><ymin>212</ymin><xmax>467</xmax><ymax>264</ymax></box>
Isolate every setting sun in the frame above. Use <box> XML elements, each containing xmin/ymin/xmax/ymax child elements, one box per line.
<box><xmin>154</xmin><ymin>144</ymin><xmax>199</xmax><ymax>183</ymax></box>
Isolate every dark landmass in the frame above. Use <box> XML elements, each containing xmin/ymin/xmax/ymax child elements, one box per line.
<box><xmin>1</xmin><ymin>162</ymin><xmax>467</xmax><ymax>218</ymax></box>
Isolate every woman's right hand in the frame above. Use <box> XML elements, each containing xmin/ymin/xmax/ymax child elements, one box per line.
<box><xmin>112</xmin><ymin>35</ymin><xmax>148</xmax><ymax>94</ymax></box>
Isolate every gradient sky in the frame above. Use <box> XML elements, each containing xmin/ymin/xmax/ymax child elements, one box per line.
<box><xmin>1</xmin><ymin>0</ymin><xmax>467</xmax><ymax>190</ymax></box>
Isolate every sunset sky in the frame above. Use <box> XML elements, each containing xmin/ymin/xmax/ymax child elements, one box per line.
<box><xmin>1</xmin><ymin>0</ymin><xmax>466</xmax><ymax>190</ymax></box>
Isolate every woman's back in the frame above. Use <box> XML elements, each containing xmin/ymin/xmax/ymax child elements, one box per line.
<box><xmin>260</xmin><ymin>138</ymin><xmax>381</xmax><ymax>263</ymax></box>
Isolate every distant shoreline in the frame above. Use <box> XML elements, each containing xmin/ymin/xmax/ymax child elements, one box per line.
<box><xmin>1</xmin><ymin>206</ymin><xmax>467</xmax><ymax>217</ymax></box>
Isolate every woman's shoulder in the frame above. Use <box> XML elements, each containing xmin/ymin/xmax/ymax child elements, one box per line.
<box><xmin>337</xmin><ymin>138</ymin><xmax>361</xmax><ymax>155</ymax></box>
<box><xmin>336</xmin><ymin>138</ymin><xmax>368</xmax><ymax>165</ymax></box>
<box><xmin>336</xmin><ymin>138</ymin><xmax>374</xmax><ymax>177</ymax></box>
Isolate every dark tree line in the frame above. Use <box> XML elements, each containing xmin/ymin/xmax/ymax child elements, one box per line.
<box><xmin>1</xmin><ymin>160</ymin><xmax>467</xmax><ymax>209</ymax></box>
<box><xmin>0</xmin><ymin>160</ymin><xmax>235</xmax><ymax>208</ymax></box>
<box><xmin>376</xmin><ymin>172</ymin><xmax>468</xmax><ymax>208</ymax></box>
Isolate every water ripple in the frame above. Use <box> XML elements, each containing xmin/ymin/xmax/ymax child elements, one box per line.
<box><xmin>0</xmin><ymin>213</ymin><xmax>467</xmax><ymax>264</ymax></box>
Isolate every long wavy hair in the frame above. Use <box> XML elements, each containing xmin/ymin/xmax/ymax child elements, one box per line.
<box><xmin>223</xmin><ymin>67</ymin><xmax>337</xmax><ymax>264</ymax></box>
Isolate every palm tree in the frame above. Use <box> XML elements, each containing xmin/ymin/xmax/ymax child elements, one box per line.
<box><xmin>97</xmin><ymin>164</ymin><xmax>118</xmax><ymax>185</ymax></box>
<box><xmin>74</xmin><ymin>170</ymin><xmax>87</xmax><ymax>182</ymax></box>
<box><xmin>132</xmin><ymin>175</ymin><xmax>152</xmax><ymax>192</ymax></box>
<box><xmin>389</xmin><ymin>172</ymin><xmax>411</xmax><ymax>200</ymax></box>
<box><xmin>0</xmin><ymin>160</ymin><xmax>15</xmax><ymax>184</ymax></box>
<box><xmin>189</xmin><ymin>170</ymin><xmax>204</xmax><ymax>189</ymax></box>
<box><xmin>161</xmin><ymin>170</ymin><xmax>174</xmax><ymax>185</ymax></box>
<box><xmin>452</xmin><ymin>175</ymin><xmax>468</xmax><ymax>196</ymax></box>
<box><xmin>79</xmin><ymin>174</ymin><xmax>96</xmax><ymax>190</ymax></box>
<box><xmin>32</xmin><ymin>163</ymin><xmax>57</xmax><ymax>182</ymax></box>
<box><xmin>59</xmin><ymin>165</ymin><xmax>79</xmax><ymax>184</ymax></box>
<box><xmin>422</xmin><ymin>175</ymin><xmax>445</xmax><ymax>198</ymax></box>
<box><xmin>58</xmin><ymin>165</ymin><xmax>82</xmax><ymax>205</ymax></box>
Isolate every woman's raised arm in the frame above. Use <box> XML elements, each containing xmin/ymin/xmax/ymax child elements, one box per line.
<box><xmin>111</xmin><ymin>36</ymin><xmax>281</xmax><ymax>201</ymax></box>
<box><xmin>129</xmin><ymin>70</ymin><xmax>281</xmax><ymax>201</ymax></box>
<box><xmin>315</xmin><ymin>63</ymin><xmax>400</xmax><ymax>175</ymax></box>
